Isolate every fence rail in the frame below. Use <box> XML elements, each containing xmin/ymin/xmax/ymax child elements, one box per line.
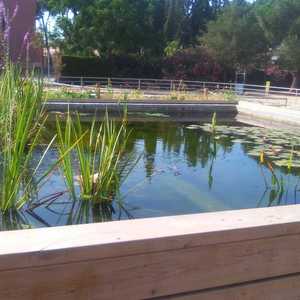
<box><xmin>52</xmin><ymin>76</ymin><xmax>300</xmax><ymax>98</ymax></box>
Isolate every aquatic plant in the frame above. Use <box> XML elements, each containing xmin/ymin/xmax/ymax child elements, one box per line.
<box><xmin>287</xmin><ymin>147</ymin><xmax>294</xmax><ymax>172</ymax></box>
<box><xmin>211</xmin><ymin>112</ymin><xmax>217</xmax><ymax>134</ymax></box>
<box><xmin>222</xmin><ymin>90</ymin><xmax>237</xmax><ymax>101</ymax></box>
<box><xmin>76</xmin><ymin>113</ymin><xmax>134</xmax><ymax>202</ymax></box>
<box><xmin>44</xmin><ymin>88</ymin><xmax>95</xmax><ymax>100</ymax></box>
<box><xmin>0</xmin><ymin>64</ymin><xmax>46</xmax><ymax>211</ymax></box>
<box><xmin>56</xmin><ymin>111</ymin><xmax>137</xmax><ymax>203</ymax></box>
<box><xmin>56</xmin><ymin>110</ymin><xmax>77</xmax><ymax>198</ymax></box>
<box><xmin>129</xmin><ymin>89</ymin><xmax>144</xmax><ymax>100</ymax></box>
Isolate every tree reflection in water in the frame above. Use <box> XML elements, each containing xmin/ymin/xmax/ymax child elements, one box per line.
<box><xmin>1</xmin><ymin>121</ymin><xmax>300</xmax><ymax>231</ymax></box>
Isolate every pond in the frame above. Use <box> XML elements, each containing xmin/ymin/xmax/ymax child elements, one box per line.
<box><xmin>1</xmin><ymin>119</ymin><xmax>300</xmax><ymax>231</ymax></box>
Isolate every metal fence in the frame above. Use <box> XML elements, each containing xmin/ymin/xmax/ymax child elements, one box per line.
<box><xmin>48</xmin><ymin>76</ymin><xmax>300</xmax><ymax>98</ymax></box>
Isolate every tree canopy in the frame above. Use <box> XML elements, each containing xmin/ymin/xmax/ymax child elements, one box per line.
<box><xmin>255</xmin><ymin>0</ymin><xmax>300</xmax><ymax>88</ymax></box>
<box><xmin>37</xmin><ymin>0</ymin><xmax>228</xmax><ymax>56</ymax></box>
<box><xmin>36</xmin><ymin>0</ymin><xmax>300</xmax><ymax>86</ymax></box>
<box><xmin>202</xmin><ymin>0</ymin><xmax>268</xmax><ymax>71</ymax></box>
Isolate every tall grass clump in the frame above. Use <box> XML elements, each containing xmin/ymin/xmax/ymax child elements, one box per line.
<box><xmin>56</xmin><ymin>111</ymin><xmax>137</xmax><ymax>203</ymax></box>
<box><xmin>0</xmin><ymin>64</ymin><xmax>46</xmax><ymax>212</ymax></box>
<box><xmin>56</xmin><ymin>110</ymin><xmax>77</xmax><ymax>198</ymax></box>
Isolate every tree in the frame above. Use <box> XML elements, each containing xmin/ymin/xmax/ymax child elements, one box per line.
<box><xmin>37</xmin><ymin>0</ymin><xmax>233</xmax><ymax>59</ymax></box>
<box><xmin>164</xmin><ymin>0</ymin><xmax>229</xmax><ymax>47</ymax></box>
<box><xmin>46</xmin><ymin>0</ymin><xmax>165</xmax><ymax>57</ymax></box>
<box><xmin>164</xmin><ymin>0</ymin><xmax>185</xmax><ymax>42</ymax></box>
<box><xmin>202</xmin><ymin>0</ymin><xmax>268</xmax><ymax>74</ymax></box>
<box><xmin>255</xmin><ymin>0</ymin><xmax>300</xmax><ymax>89</ymax></box>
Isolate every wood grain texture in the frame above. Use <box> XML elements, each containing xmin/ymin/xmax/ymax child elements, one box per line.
<box><xmin>0</xmin><ymin>205</ymin><xmax>300</xmax><ymax>299</ymax></box>
<box><xmin>166</xmin><ymin>274</ymin><xmax>300</xmax><ymax>300</ymax></box>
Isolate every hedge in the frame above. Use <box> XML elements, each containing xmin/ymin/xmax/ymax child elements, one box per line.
<box><xmin>60</xmin><ymin>55</ymin><xmax>163</xmax><ymax>78</ymax></box>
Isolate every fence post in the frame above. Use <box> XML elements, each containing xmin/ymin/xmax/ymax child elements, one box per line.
<box><xmin>265</xmin><ymin>81</ymin><xmax>271</xmax><ymax>96</ymax></box>
<box><xmin>138</xmin><ymin>79</ymin><xmax>141</xmax><ymax>90</ymax></box>
<box><xmin>203</xmin><ymin>88</ymin><xmax>208</xmax><ymax>100</ymax></box>
<box><xmin>80</xmin><ymin>77</ymin><xmax>83</xmax><ymax>88</ymax></box>
<box><xmin>96</xmin><ymin>83</ymin><xmax>101</xmax><ymax>99</ymax></box>
<box><xmin>170</xmin><ymin>80</ymin><xmax>173</xmax><ymax>92</ymax></box>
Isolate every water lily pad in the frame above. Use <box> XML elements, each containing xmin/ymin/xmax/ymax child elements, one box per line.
<box><xmin>247</xmin><ymin>151</ymin><xmax>261</xmax><ymax>157</ymax></box>
<box><xmin>232</xmin><ymin>139</ymin><xmax>244</xmax><ymax>143</ymax></box>
<box><xmin>186</xmin><ymin>125</ymin><xmax>202</xmax><ymax>130</ymax></box>
<box><xmin>144</xmin><ymin>113</ymin><xmax>170</xmax><ymax>118</ymax></box>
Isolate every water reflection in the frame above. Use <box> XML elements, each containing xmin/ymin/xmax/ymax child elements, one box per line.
<box><xmin>1</xmin><ymin>121</ymin><xmax>300</xmax><ymax>231</ymax></box>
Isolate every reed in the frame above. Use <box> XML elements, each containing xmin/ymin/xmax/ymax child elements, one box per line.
<box><xmin>0</xmin><ymin>64</ymin><xmax>46</xmax><ymax>211</ymax></box>
<box><xmin>75</xmin><ymin>113</ymin><xmax>133</xmax><ymax>202</ymax></box>
<box><xmin>56</xmin><ymin>110</ymin><xmax>77</xmax><ymax>199</ymax></box>
<box><xmin>211</xmin><ymin>112</ymin><xmax>217</xmax><ymax>134</ymax></box>
<box><xmin>56</xmin><ymin>111</ymin><xmax>137</xmax><ymax>203</ymax></box>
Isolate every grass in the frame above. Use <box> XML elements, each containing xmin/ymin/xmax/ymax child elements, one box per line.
<box><xmin>0</xmin><ymin>64</ymin><xmax>47</xmax><ymax>211</ymax></box>
<box><xmin>56</xmin><ymin>109</ymin><xmax>77</xmax><ymax>198</ymax></box>
<box><xmin>0</xmin><ymin>66</ymin><xmax>81</xmax><ymax>213</ymax></box>
<box><xmin>56</xmin><ymin>111</ymin><xmax>137</xmax><ymax>203</ymax></box>
<box><xmin>44</xmin><ymin>88</ymin><xmax>95</xmax><ymax>100</ymax></box>
<box><xmin>43</xmin><ymin>86</ymin><xmax>238</xmax><ymax>102</ymax></box>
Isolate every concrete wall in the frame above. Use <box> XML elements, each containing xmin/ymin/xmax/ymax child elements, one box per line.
<box><xmin>237</xmin><ymin>101</ymin><xmax>300</xmax><ymax>127</ymax></box>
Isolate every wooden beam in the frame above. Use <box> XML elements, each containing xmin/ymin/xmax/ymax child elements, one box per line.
<box><xmin>166</xmin><ymin>274</ymin><xmax>300</xmax><ymax>300</ymax></box>
<box><xmin>0</xmin><ymin>205</ymin><xmax>300</xmax><ymax>299</ymax></box>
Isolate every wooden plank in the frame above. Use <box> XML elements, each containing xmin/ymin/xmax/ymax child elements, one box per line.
<box><xmin>1</xmin><ymin>205</ymin><xmax>300</xmax><ymax>299</ymax></box>
<box><xmin>166</xmin><ymin>274</ymin><xmax>300</xmax><ymax>300</ymax></box>
<box><xmin>1</xmin><ymin>205</ymin><xmax>300</xmax><ymax>271</ymax></box>
<box><xmin>1</xmin><ymin>233</ymin><xmax>300</xmax><ymax>299</ymax></box>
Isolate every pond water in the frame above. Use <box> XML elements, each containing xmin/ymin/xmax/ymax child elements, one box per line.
<box><xmin>1</xmin><ymin>119</ymin><xmax>300</xmax><ymax>231</ymax></box>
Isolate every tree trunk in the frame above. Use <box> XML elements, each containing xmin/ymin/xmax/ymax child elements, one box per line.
<box><xmin>289</xmin><ymin>71</ymin><xmax>300</xmax><ymax>92</ymax></box>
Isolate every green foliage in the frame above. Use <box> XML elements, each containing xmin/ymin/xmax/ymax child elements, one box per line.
<box><xmin>37</xmin><ymin>0</ymin><xmax>229</xmax><ymax>57</ymax></box>
<box><xmin>60</xmin><ymin>55</ymin><xmax>163</xmax><ymax>78</ymax></box>
<box><xmin>278</xmin><ymin>35</ymin><xmax>300</xmax><ymax>72</ymax></box>
<box><xmin>0</xmin><ymin>65</ymin><xmax>46</xmax><ymax>211</ymax></box>
<box><xmin>203</xmin><ymin>0</ymin><xmax>268</xmax><ymax>71</ymax></box>
<box><xmin>56</xmin><ymin>110</ymin><xmax>77</xmax><ymax>198</ymax></box>
<box><xmin>45</xmin><ymin>88</ymin><xmax>95</xmax><ymax>100</ymax></box>
<box><xmin>211</xmin><ymin>112</ymin><xmax>217</xmax><ymax>134</ymax></box>
<box><xmin>222</xmin><ymin>90</ymin><xmax>237</xmax><ymax>101</ymax></box>
<box><xmin>38</xmin><ymin>0</ymin><xmax>300</xmax><ymax>86</ymax></box>
<box><xmin>56</xmin><ymin>111</ymin><xmax>137</xmax><ymax>203</ymax></box>
<box><xmin>164</xmin><ymin>40</ymin><xmax>182</xmax><ymax>57</ymax></box>
<box><xmin>255</xmin><ymin>0</ymin><xmax>300</xmax><ymax>74</ymax></box>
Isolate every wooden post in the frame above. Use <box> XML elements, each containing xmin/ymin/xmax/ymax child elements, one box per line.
<box><xmin>96</xmin><ymin>83</ymin><xmax>101</xmax><ymax>99</ymax></box>
<box><xmin>265</xmin><ymin>81</ymin><xmax>271</xmax><ymax>96</ymax></box>
<box><xmin>203</xmin><ymin>88</ymin><xmax>208</xmax><ymax>100</ymax></box>
<box><xmin>80</xmin><ymin>77</ymin><xmax>83</xmax><ymax>89</ymax></box>
<box><xmin>170</xmin><ymin>80</ymin><xmax>173</xmax><ymax>92</ymax></box>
